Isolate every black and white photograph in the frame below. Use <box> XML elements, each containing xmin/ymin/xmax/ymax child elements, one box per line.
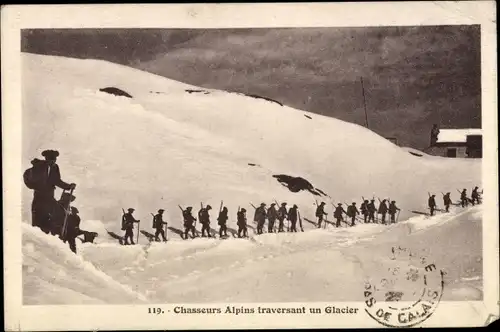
<box><xmin>2</xmin><ymin>2</ymin><xmax>498</xmax><ymax>330</ymax></box>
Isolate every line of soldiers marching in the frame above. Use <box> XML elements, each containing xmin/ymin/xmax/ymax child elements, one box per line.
<box><xmin>427</xmin><ymin>187</ymin><xmax>482</xmax><ymax>216</ymax></box>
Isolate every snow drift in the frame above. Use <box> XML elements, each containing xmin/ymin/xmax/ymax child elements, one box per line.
<box><xmin>21</xmin><ymin>53</ymin><xmax>482</xmax><ymax>304</ymax></box>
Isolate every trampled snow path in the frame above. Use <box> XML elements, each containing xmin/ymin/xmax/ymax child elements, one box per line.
<box><xmin>23</xmin><ymin>205</ymin><xmax>482</xmax><ymax>304</ymax></box>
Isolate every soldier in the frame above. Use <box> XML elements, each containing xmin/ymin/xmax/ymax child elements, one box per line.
<box><xmin>315</xmin><ymin>202</ymin><xmax>328</xmax><ymax>228</ymax></box>
<box><xmin>254</xmin><ymin>203</ymin><xmax>267</xmax><ymax>235</ymax></box>
<box><xmin>24</xmin><ymin>150</ymin><xmax>76</xmax><ymax>234</ymax></box>
<box><xmin>123</xmin><ymin>208</ymin><xmax>140</xmax><ymax>245</ymax></box>
<box><xmin>50</xmin><ymin>191</ymin><xmax>76</xmax><ymax>237</ymax></box>
<box><xmin>334</xmin><ymin>203</ymin><xmax>346</xmax><ymax>228</ymax></box>
<box><xmin>267</xmin><ymin>203</ymin><xmax>278</xmax><ymax>233</ymax></box>
<box><xmin>346</xmin><ymin>202</ymin><xmax>360</xmax><ymax>227</ymax></box>
<box><xmin>288</xmin><ymin>204</ymin><xmax>299</xmax><ymax>232</ymax></box>
<box><xmin>460</xmin><ymin>189</ymin><xmax>468</xmax><ymax>208</ymax></box>
<box><xmin>217</xmin><ymin>206</ymin><xmax>229</xmax><ymax>238</ymax></box>
<box><xmin>428</xmin><ymin>195</ymin><xmax>437</xmax><ymax>216</ymax></box>
<box><xmin>471</xmin><ymin>186</ymin><xmax>481</xmax><ymax>205</ymax></box>
<box><xmin>65</xmin><ymin>207</ymin><xmax>82</xmax><ymax>254</ymax></box>
<box><xmin>378</xmin><ymin>199</ymin><xmax>389</xmax><ymax>224</ymax></box>
<box><xmin>367</xmin><ymin>199</ymin><xmax>376</xmax><ymax>223</ymax></box>
<box><xmin>182</xmin><ymin>207</ymin><xmax>197</xmax><ymax>239</ymax></box>
<box><xmin>277</xmin><ymin>203</ymin><xmax>288</xmax><ymax>233</ymax></box>
<box><xmin>360</xmin><ymin>199</ymin><xmax>369</xmax><ymax>223</ymax></box>
<box><xmin>388</xmin><ymin>201</ymin><xmax>400</xmax><ymax>224</ymax></box>
<box><xmin>237</xmin><ymin>208</ymin><xmax>248</xmax><ymax>238</ymax></box>
<box><xmin>199</xmin><ymin>205</ymin><xmax>213</xmax><ymax>238</ymax></box>
<box><xmin>443</xmin><ymin>192</ymin><xmax>452</xmax><ymax>212</ymax></box>
<box><xmin>153</xmin><ymin>209</ymin><xmax>168</xmax><ymax>242</ymax></box>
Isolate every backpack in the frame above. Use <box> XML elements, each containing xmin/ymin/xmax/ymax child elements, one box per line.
<box><xmin>198</xmin><ymin>208</ymin><xmax>204</xmax><ymax>221</ymax></box>
<box><xmin>23</xmin><ymin>160</ymin><xmax>45</xmax><ymax>190</ymax></box>
<box><xmin>152</xmin><ymin>215</ymin><xmax>157</xmax><ymax>228</ymax></box>
<box><xmin>315</xmin><ymin>206</ymin><xmax>322</xmax><ymax>217</ymax></box>
<box><xmin>121</xmin><ymin>214</ymin><xmax>127</xmax><ymax>230</ymax></box>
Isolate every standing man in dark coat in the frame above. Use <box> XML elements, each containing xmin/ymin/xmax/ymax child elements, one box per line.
<box><xmin>26</xmin><ymin>150</ymin><xmax>76</xmax><ymax>234</ymax></box>
<box><xmin>217</xmin><ymin>206</ymin><xmax>229</xmax><ymax>238</ymax></box>
<box><xmin>288</xmin><ymin>204</ymin><xmax>299</xmax><ymax>232</ymax></box>
<box><xmin>153</xmin><ymin>209</ymin><xmax>168</xmax><ymax>242</ymax></box>
<box><xmin>443</xmin><ymin>192</ymin><xmax>452</xmax><ymax>212</ymax></box>
<box><xmin>277</xmin><ymin>203</ymin><xmax>288</xmax><ymax>233</ymax></box>
<box><xmin>200</xmin><ymin>205</ymin><xmax>213</xmax><ymax>238</ymax></box>
<box><xmin>237</xmin><ymin>208</ymin><xmax>248</xmax><ymax>238</ymax></box>
<box><xmin>388</xmin><ymin>201</ymin><xmax>400</xmax><ymax>224</ymax></box>
<box><xmin>347</xmin><ymin>202</ymin><xmax>360</xmax><ymax>227</ymax></box>
<box><xmin>183</xmin><ymin>207</ymin><xmax>197</xmax><ymax>239</ymax></box>
<box><xmin>315</xmin><ymin>202</ymin><xmax>328</xmax><ymax>228</ymax></box>
<box><xmin>123</xmin><ymin>208</ymin><xmax>140</xmax><ymax>245</ymax></box>
<box><xmin>267</xmin><ymin>203</ymin><xmax>278</xmax><ymax>233</ymax></box>
<box><xmin>428</xmin><ymin>195</ymin><xmax>437</xmax><ymax>216</ymax></box>
<box><xmin>378</xmin><ymin>199</ymin><xmax>388</xmax><ymax>224</ymax></box>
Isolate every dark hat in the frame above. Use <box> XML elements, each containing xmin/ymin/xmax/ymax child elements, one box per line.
<box><xmin>320</xmin><ymin>202</ymin><xmax>325</xmax><ymax>205</ymax></box>
<box><xmin>474</xmin><ymin>186</ymin><xmax>479</xmax><ymax>189</ymax></box>
<box><xmin>293</xmin><ymin>204</ymin><xmax>298</xmax><ymax>208</ymax></box>
<box><xmin>338</xmin><ymin>203</ymin><xmax>342</xmax><ymax>206</ymax></box>
<box><xmin>158</xmin><ymin>209</ymin><xmax>165</xmax><ymax>213</ymax></box>
<box><xmin>128</xmin><ymin>208</ymin><xmax>135</xmax><ymax>212</ymax></box>
<box><xmin>282</xmin><ymin>202</ymin><xmax>287</xmax><ymax>206</ymax></box>
<box><xmin>241</xmin><ymin>208</ymin><xmax>246</xmax><ymax>212</ymax></box>
<box><xmin>391</xmin><ymin>200</ymin><xmax>395</xmax><ymax>203</ymax></box>
<box><xmin>261</xmin><ymin>203</ymin><xmax>266</xmax><ymax>206</ymax></box>
<box><xmin>186</xmin><ymin>206</ymin><xmax>192</xmax><ymax>210</ymax></box>
<box><xmin>432</xmin><ymin>194</ymin><xmax>436</xmax><ymax>197</ymax></box>
<box><xmin>206</xmin><ymin>205</ymin><xmax>212</xmax><ymax>209</ymax></box>
<box><xmin>41</xmin><ymin>149</ymin><xmax>59</xmax><ymax>160</ymax></box>
<box><xmin>352</xmin><ymin>202</ymin><xmax>356</xmax><ymax>205</ymax></box>
<box><xmin>71</xmin><ymin>206</ymin><xmax>79</xmax><ymax>213</ymax></box>
<box><xmin>60</xmin><ymin>192</ymin><xmax>76</xmax><ymax>202</ymax></box>
<box><xmin>371</xmin><ymin>199</ymin><xmax>375</xmax><ymax>201</ymax></box>
<box><xmin>271</xmin><ymin>203</ymin><xmax>276</xmax><ymax>206</ymax></box>
<box><xmin>364</xmin><ymin>199</ymin><xmax>368</xmax><ymax>202</ymax></box>
<box><xmin>463</xmin><ymin>189</ymin><xmax>467</xmax><ymax>191</ymax></box>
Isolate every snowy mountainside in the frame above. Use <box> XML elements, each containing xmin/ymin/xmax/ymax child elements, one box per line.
<box><xmin>22</xmin><ymin>53</ymin><xmax>480</xmax><ymax>234</ymax></box>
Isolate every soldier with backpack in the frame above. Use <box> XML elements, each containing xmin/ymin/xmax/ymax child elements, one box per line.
<box><xmin>471</xmin><ymin>186</ymin><xmax>481</xmax><ymax>205</ymax></box>
<box><xmin>346</xmin><ymin>202</ymin><xmax>360</xmax><ymax>227</ymax></box>
<box><xmin>182</xmin><ymin>207</ymin><xmax>197</xmax><ymax>239</ymax></box>
<box><xmin>122</xmin><ymin>208</ymin><xmax>140</xmax><ymax>245</ymax></box>
<box><xmin>199</xmin><ymin>205</ymin><xmax>213</xmax><ymax>238</ymax></box>
<box><xmin>388</xmin><ymin>201</ymin><xmax>400</xmax><ymax>224</ymax></box>
<box><xmin>443</xmin><ymin>192</ymin><xmax>452</xmax><ymax>212</ymax></box>
<box><xmin>277</xmin><ymin>203</ymin><xmax>288</xmax><ymax>233</ymax></box>
<box><xmin>217</xmin><ymin>206</ymin><xmax>229</xmax><ymax>238</ymax></box>
<box><xmin>288</xmin><ymin>204</ymin><xmax>299</xmax><ymax>232</ymax></box>
<box><xmin>378</xmin><ymin>199</ymin><xmax>388</xmax><ymax>224</ymax></box>
<box><xmin>237</xmin><ymin>208</ymin><xmax>248</xmax><ymax>238</ymax></box>
<box><xmin>334</xmin><ymin>203</ymin><xmax>346</xmax><ymax>228</ymax></box>
<box><xmin>64</xmin><ymin>207</ymin><xmax>82</xmax><ymax>254</ymax></box>
<box><xmin>51</xmin><ymin>191</ymin><xmax>76</xmax><ymax>238</ymax></box>
<box><xmin>254</xmin><ymin>203</ymin><xmax>267</xmax><ymax>235</ymax></box>
<box><xmin>367</xmin><ymin>199</ymin><xmax>376</xmax><ymax>223</ymax></box>
<box><xmin>460</xmin><ymin>189</ymin><xmax>468</xmax><ymax>208</ymax></box>
<box><xmin>23</xmin><ymin>150</ymin><xmax>76</xmax><ymax>234</ymax></box>
<box><xmin>315</xmin><ymin>202</ymin><xmax>328</xmax><ymax>228</ymax></box>
<box><xmin>153</xmin><ymin>209</ymin><xmax>168</xmax><ymax>242</ymax></box>
<box><xmin>428</xmin><ymin>195</ymin><xmax>437</xmax><ymax>216</ymax></box>
<box><xmin>360</xmin><ymin>199</ymin><xmax>369</xmax><ymax>223</ymax></box>
<box><xmin>267</xmin><ymin>203</ymin><xmax>278</xmax><ymax>233</ymax></box>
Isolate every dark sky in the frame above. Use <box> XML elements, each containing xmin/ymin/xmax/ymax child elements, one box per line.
<box><xmin>22</xmin><ymin>26</ymin><xmax>481</xmax><ymax>149</ymax></box>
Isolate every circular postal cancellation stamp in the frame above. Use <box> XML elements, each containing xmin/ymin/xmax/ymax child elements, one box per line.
<box><xmin>364</xmin><ymin>246</ymin><xmax>445</xmax><ymax>328</ymax></box>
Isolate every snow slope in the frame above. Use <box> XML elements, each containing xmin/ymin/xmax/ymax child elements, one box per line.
<box><xmin>21</xmin><ymin>53</ymin><xmax>482</xmax><ymax>304</ymax></box>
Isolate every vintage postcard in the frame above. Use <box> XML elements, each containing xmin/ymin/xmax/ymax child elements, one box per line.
<box><xmin>2</xmin><ymin>2</ymin><xmax>498</xmax><ymax>330</ymax></box>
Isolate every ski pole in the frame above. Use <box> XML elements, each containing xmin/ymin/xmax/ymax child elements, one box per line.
<box><xmin>396</xmin><ymin>209</ymin><xmax>401</xmax><ymax>222</ymax></box>
<box><xmin>136</xmin><ymin>220</ymin><xmax>140</xmax><ymax>244</ymax></box>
